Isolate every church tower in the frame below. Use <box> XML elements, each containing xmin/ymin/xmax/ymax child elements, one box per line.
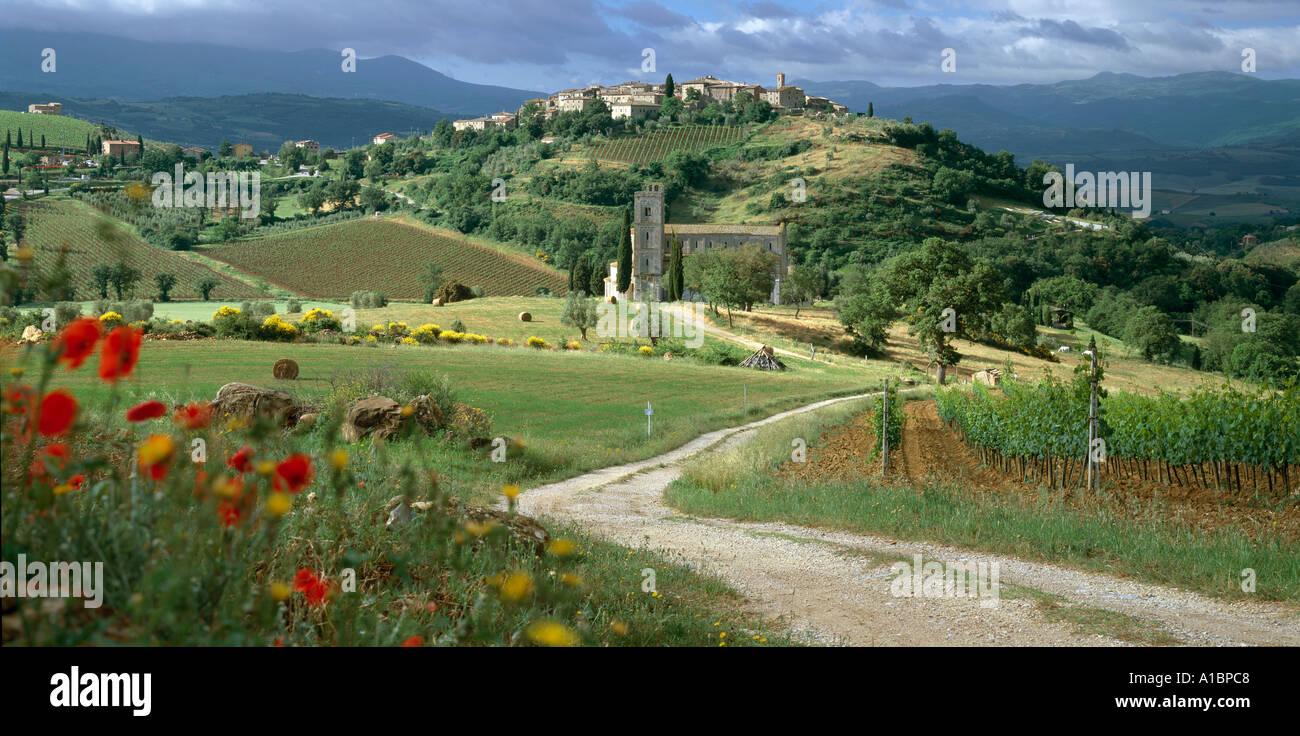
<box><xmin>631</xmin><ymin>184</ymin><xmax>665</xmax><ymax>300</ymax></box>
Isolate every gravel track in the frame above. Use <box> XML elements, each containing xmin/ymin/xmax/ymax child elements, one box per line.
<box><xmin>516</xmin><ymin>392</ymin><xmax>1300</xmax><ymax>647</ymax></box>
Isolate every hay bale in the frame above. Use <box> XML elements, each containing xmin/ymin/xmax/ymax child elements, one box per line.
<box><xmin>432</xmin><ymin>298</ymin><xmax>444</xmax><ymax>307</ymax></box>
<box><xmin>272</xmin><ymin>358</ymin><xmax>299</xmax><ymax>380</ymax></box>
<box><xmin>518</xmin><ymin>312</ymin><xmax>532</xmax><ymax>322</ymax></box>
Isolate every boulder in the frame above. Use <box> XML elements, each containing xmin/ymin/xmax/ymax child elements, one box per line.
<box><xmin>384</xmin><ymin>496</ymin><xmax>549</xmax><ymax>555</ymax></box>
<box><xmin>211</xmin><ymin>382</ymin><xmax>296</xmax><ymax>425</ymax></box>
<box><xmin>297</xmin><ymin>412</ymin><xmax>319</xmax><ymax>428</ymax></box>
<box><xmin>19</xmin><ymin>325</ymin><xmax>42</xmax><ymax>344</ymax></box>
<box><xmin>273</xmin><ymin>358</ymin><xmax>299</xmax><ymax>380</ymax></box>
<box><xmin>517</xmin><ymin>312</ymin><xmax>531</xmax><ymax>322</ymax></box>
<box><xmin>341</xmin><ymin>396</ymin><xmax>404</xmax><ymax>443</ymax></box>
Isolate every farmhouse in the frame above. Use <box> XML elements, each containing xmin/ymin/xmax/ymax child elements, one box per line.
<box><xmin>101</xmin><ymin>139</ymin><xmax>141</xmax><ymax>157</ymax></box>
<box><xmin>295</xmin><ymin>139</ymin><xmax>320</xmax><ymax>154</ymax></box>
<box><xmin>232</xmin><ymin>143</ymin><xmax>254</xmax><ymax>158</ymax></box>
<box><xmin>27</xmin><ymin>102</ymin><xmax>62</xmax><ymax>115</ymax></box>
<box><xmin>372</xmin><ymin>132</ymin><xmax>398</xmax><ymax>145</ymax></box>
<box><xmin>452</xmin><ymin>112</ymin><xmax>516</xmax><ymax>132</ymax></box>
<box><xmin>608</xmin><ymin>184</ymin><xmax>788</xmax><ymax>304</ymax></box>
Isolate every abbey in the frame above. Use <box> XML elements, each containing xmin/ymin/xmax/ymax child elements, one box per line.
<box><xmin>605</xmin><ymin>184</ymin><xmax>788</xmax><ymax>303</ymax></box>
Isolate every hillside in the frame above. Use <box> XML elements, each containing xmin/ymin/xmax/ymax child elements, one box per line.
<box><xmin>0</xmin><ymin>93</ymin><xmax>454</xmax><ymax>151</ymax></box>
<box><xmin>0</xmin><ymin>109</ymin><xmax>101</xmax><ymax>150</ymax></box>
<box><xmin>205</xmin><ymin>217</ymin><xmax>567</xmax><ymax>298</ymax></box>
<box><xmin>14</xmin><ymin>199</ymin><xmax>261</xmax><ymax>301</ymax></box>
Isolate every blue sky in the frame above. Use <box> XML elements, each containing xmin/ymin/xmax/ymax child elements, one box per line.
<box><xmin>3</xmin><ymin>1</ymin><xmax>1298</xmax><ymax>91</ymax></box>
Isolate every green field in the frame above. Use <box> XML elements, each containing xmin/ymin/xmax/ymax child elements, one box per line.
<box><xmin>15</xmin><ymin>199</ymin><xmax>262</xmax><ymax>301</ymax></box>
<box><xmin>0</xmin><ymin>109</ymin><xmax>101</xmax><ymax>151</ymax></box>
<box><xmin>206</xmin><ymin>217</ymin><xmax>567</xmax><ymax>298</ymax></box>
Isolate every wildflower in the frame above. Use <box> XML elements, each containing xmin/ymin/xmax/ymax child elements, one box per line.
<box><xmin>502</xmin><ymin>484</ymin><xmax>520</xmax><ymax>500</ymax></box>
<box><xmin>217</xmin><ymin>500</ymin><xmax>241</xmax><ymax>528</ymax></box>
<box><xmin>546</xmin><ymin>537</ymin><xmax>577</xmax><ymax>558</ymax></box>
<box><xmin>98</xmin><ymin>326</ymin><xmax>142</xmax><ymax>382</ymax></box>
<box><xmin>3</xmin><ymin>385</ymin><xmax>34</xmax><ymax>415</ymax></box>
<box><xmin>328</xmin><ymin>448</ymin><xmax>348</xmax><ymax>471</ymax></box>
<box><xmin>292</xmin><ymin>569</ymin><xmax>331</xmax><ymax>606</ymax></box>
<box><xmin>212</xmin><ymin>474</ymin><xmax>243</xmax><ymax>499</ymax></box>
<box><xmin>269</xmin><ymin>582</ymin><xmax>291</xmax><ymax>602</ymax></box>
<box><xmin>525</xmin><ymin>619</ymin><xmax>580</xmax><ymax>647</ymax></box>
<box><xmin>496</xmin><ymin>571</ymin><xmax>534</xmax><ymax>603</ymax></box>
<box><xmin>559</xmin><ymin>572</ymin><xmax>583</xmax><ymax>587</ymax></box>
<box><xmin>255</xmin><ymin>460</ymin><xmax>276</xmax><ymax>475</ymax></box>
<box><xmin>125</xmin><ymin>400</ymin><xmax>168</xmax><ymax>422</ymax></box>
<box><xmin>137</xmin><ymin>434</ymin><xmax>176</xmax><ymax>481</ymax></box>
<box><xmin>265</xmin><ymin>492</ymin><xmax>292</xmax><ymax>517</ymax></box>
<box><xmin>9</xmin><ymin>367</ymin><xmax>24</xmax><ymax>378</ymax></box>
<box><xmin>273</xmin><ymin>454</ymin><xmax>314</xmax><ymax>494</ymax></box>
<box><xmin>173</xmin><ymin>402</ymin><xmax>213</xmax><ymax>429</ymax></box>
<box><xmin>610</xmin><ymin>620</ymin><xmax>629</xmax><ymax>636</ymax></box>
<box><xmin>38</xmin><ymin>390</ymin><xmax>78</xmax><ymax>436</ymax></box>
<box><xmin>464</xmin><ymin>520</ymin><xmax>496</xmax><ymax>537</ymax></box>
<box><xmin>53</xmin><ymin>318</ymin><xmax>101</xmax><ymax>369</ymax></box>
<box><xmin>228</xmin><ymin>445</ymin><xmax>254</xmax><ymax>473</ymax></box>
<box><xmin>400</xmin><ymin>636</ymin><xmax>425</xmax><ymax>647</ymax></box>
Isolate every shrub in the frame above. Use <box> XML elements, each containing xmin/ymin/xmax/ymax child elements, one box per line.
<box><xmin>350</xmin><ymin>290</ymin><xmax>388</xmax><ymax>309</ymax></box>
<box><xmin>638</xmin><ymin>345</ymin><xmax>654</xmax><ymax>356</ymax></box>
<box><xmin>297</xmin><ymin>308</ymin><xmax>342</xmax><ymax>333</ymax></box>
<box><xmin>386</xmin><ymin>321</ymin><xmax>409</xmax><ymax>337</ymax></box>
<box><xmin>470</xmin><ymin>285</ymin><xmax>486</xmax><ymax>298</ymax></box>
<box><xmin>451</xmin><ymin>319</ymin><xmax>467</xmax><ymax>333</ymax></box>
<box><xmin>54</xmin><ymin>302</ymin><xmax>81</xmax><ymax>328</ymax></box>
<box><xmin>565</xmin><ymin>341</ymin><xmax>582</xmax><ymax>351</ymax></box>
<box><xmin>435</xmin><ymin>282</ymin><xmax>474</xmax><ymax>304</ymax></box>
<box><xmin>249</xmin><ymin>301</ymin><xmax>277</xmax><ymax>318</ymax></box>
<box><xmin>212</xmin><ymin>306</ymin><xmax>258</xmax><ymax>340</ymax></box>
<box><xmin>286</xmin><ymin>298</ymin><xmax>303</xmax><ymax>313</ymax></box>
<box><xmin>526</xmin><ymin>336</ymin><xmax>550</xmax><ymax>349</ymax></box>
<box><xmin>258</xmin><ymin>314</ymin><xmax>299</xmax><ymax>341</ymax></box>
<box><xmin>410</xmin><ymin>323</ymin><xmax>441</xmax><ymax>344</ymax></box>
<box><xmin>496</xmin><ymin>338</ymin><xmax>513</xmax><ymax>346</ymax></box>
<box><xmin>99</xmin><ymin>311</ymin><xmax>123</xmax><ymax>328</ymax></box>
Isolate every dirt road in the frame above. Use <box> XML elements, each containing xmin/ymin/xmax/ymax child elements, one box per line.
<box><xmin>516</xmin><ymin>393</ymin><xmax>1300</xmax><ymax>646</ymax></box>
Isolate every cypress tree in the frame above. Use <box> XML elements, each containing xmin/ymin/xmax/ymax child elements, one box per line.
<box><xmin>567</xmin><ymin>255</ymin><xmax>577</xmax><ymax>293</ymax></box>
<box><xmin>664</xmin><ymin>73</ymin><xmax>675</xmax><ymax>98</ymax></box>
<box><xmin>574</xmin><ymin>256</ymin><xmax>592</xmax><ymax>297</ymax></box>
<box><xmin>587</xmin><ymin>255</ymin><xmax>604</xmax><ymax>297</ymax></box>
<box><xmin>667</xmin><ymin>233</ymin><xmax>683</xmax><ymax>301</ymax></box>
<box><xmin>137</xmin><ymin>134</ymin><xmax>144</xmax><ymax>155</ymax></box>
<box><xmin>41</xmin><ymin>134</ymin><xmax>46</xmax><ymax>148</ymax></box>
<box><xmin>2</xmin><ymin>141</ymin><xmax>8</xmax><ymax>175</ymax></box>
<box><xmin>16</xmin><ymin>128</ymin><xmax>22</xmax><ymax>148</ymax></box>
<box><xmin>616</xmin><ymin>207</ymin><xmax>632</xmax><ymax>295</ymax></box>
<box><xmin>867</xmin><ymin>102</ymin><xmax>873</xmax><ymax>118</ymax></box>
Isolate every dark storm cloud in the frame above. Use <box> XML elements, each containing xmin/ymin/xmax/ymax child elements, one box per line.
<box><xmin>1030</xmin><ymin>19</ymin><xmax>1132</xmax><ymax>51</ymax></box>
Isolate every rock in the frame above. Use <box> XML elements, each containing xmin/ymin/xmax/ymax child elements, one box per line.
<box><xmin>408</xmin><ymin>394</ymin><xmax>445</xmax><ymax>431</ymax></box>
<box><xmin>662</xmin><ymin>352</ymin><xmax>674</xmax><ymax>361</ymax></box>
<box><xmin>273</xmin><ymin>358</ymin><xmax>299</xmax><ymax>380</ymax></box>
<box><xmin>462</xmin><ymin>504</ymin><xmax>550</xmax><ymax>556</ymax></box>
<box><xmin>19</xmin><ymin>325</ymin><xmax>42</xmax><ymax>344</ymax></box>
<box><xmin>517</xmin><ymin>312</ymin><xmax>531</xmax><ymax>322</ymax></box>
<box><xmin>297</xmin><ymin>412</ymin><xmax>319</xmax><ymax>427</ymax></box>
<box><xmin>341</xmin><ymin>396</ymin><xmax>404</xmax><ymax>443</ymax></box>
<box><xmin>211</xmin><ymin>382</ymin><xmax>296</xmax><ymax>425</ymax></box>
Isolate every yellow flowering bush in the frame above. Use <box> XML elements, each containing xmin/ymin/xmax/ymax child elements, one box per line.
<box><xmin>300</xmin><ymin>308</ymin><xmax>334</xmax><ymax>322</ymax></box>
<box><xmin>565</xmin><ymin>341</ymin><xmax>582</xmax><ymax>351</ymax></box>
<box><xmin>410</xmin><ymin>323</ymin><xmax>441</xmax><ymax>344</ymax></box>
<box><xmin>99</xmin><ymin>311</ymin><xmax>123</xmax><ymax>327</ymax></box>
<box><xmin>638</xmin><ymin>345</ymin><xmax>654</xmax><ymax>356</ymax></box>
<box><xmin>496</xmin><ymin>337</ymin><xmax>513</xmax><ymax>347</ymax></box>
<box><xmin>400</xmin><ymin>336</ymin><xmax>419</xmax><ymax>346</ymax></box>
<box><xmin>526</xmin><ymin>336</ymin><xmax>550</xmax><ymax>349</ymax></box>
<box><xmin>212</xmin><ymin>305</ymin><xmax>242</xmax><ymax>320</ymax></box>
<box><xmin>259</xmin><ymin>314</ymin><xmax>299</xmax><ymax>341</ymax></box>
<box><xmin>387</xmin><ymin>321</ymin><xmax>409</xmax><ymax>336</ymax></box>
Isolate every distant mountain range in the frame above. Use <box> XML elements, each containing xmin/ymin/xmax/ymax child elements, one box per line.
<box><xmin>0</xmin><ymin>28</ymin><xmax>540</xmax><ymax>116</ymax></box>
<box><xmin>802</xmin><ymin>72</ymin><xmax>1300</xmax><ymax>160</ymax></box>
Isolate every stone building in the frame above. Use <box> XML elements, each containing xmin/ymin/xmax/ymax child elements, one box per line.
<box><xmin>606</xmin><ymin>184</ymin><xmax>788</xmax><ymax>303</ymax></box>
<box><xmin>101</xmin><ymin>139</ymin><xmax>141</xmax><ymax>157</ymax></box>
<box><xmin>27</xmin><ymin>102</ymin><xmax>62</xmax><ymax>115</ymax></box>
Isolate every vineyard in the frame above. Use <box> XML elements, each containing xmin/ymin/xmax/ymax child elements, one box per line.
<box><xmin>15</xmin><ymin>200</ymin><xmax>260</xmax><ymax>301</ymax></box>
<box><xmin>591</xmin><ymin>125</ymin><xmax>747</xmax><ymax>164</ymax></box>
<box><xmin>208</xmin><ymin>219</ymin><xmax>567</xmax><ymax>299</ymax></box>
<box><xmin>936</xmin><ymin>377</ymin><xmax>1300</xmax><ymax>496</ymax></box>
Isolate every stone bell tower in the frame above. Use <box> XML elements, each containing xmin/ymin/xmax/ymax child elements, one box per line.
<box><xmin>631</xmin><ymin>183</ymin><xmax>665</xmax><ymax>300</ymax></box>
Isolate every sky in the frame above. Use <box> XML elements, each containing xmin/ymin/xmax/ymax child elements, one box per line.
<box><xmin>2</xmin><ymin>0</ymin><xmax>1298</xmax><ymax>91</ymax></box>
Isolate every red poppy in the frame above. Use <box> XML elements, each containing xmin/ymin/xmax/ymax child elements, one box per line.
<box><xmin>227</xmin><ymin>445</ymin><xmax>254</xmax><ymax>473</ymax></box>
<box><xmin>28</xmin><ymin>442</ymin><xmax>71</xmax><ymax>484</ymax></box>
<box><xmin>292</xmin><ymin>568</ymin><xmax>331</xmax><ymax>606</ymax></box>
<box><xmin>400</xmin><ymin>635</ymin><xmax>424</xmax><ymax>647</ymax></box>
<box><xmin>273</xmin><ymin>454</ymin><xmax>314</xmax><ymax>494</ymax></box>
<box><xmin>173</xmin><ymin>401</ymin><xmax>213</xmax><ymax>430</ymax></box>
<box><xmin>3</xmin><ymin>385</ymin><xmax>35</xmax><ymax>415</ymax></box>
<box><xmin>98</xmin><ymin>326</ymin><xmax>142</xmax><ymax>382</ymax></box>
<box><xmin>68</xmin><ymin>474</ymin><xmax>85</xmax><ymax>490</ymax></box>
<box><xmin>137</xmin><ymin>434</ymin><xmax>176</xmax><ymax>482</ymax></box>
<box><xmin>53</xmin><ymin>318</ymin><xmax>101</xmax><ymax>369</ymax></box>
<box><xmin>38</xmin><ymin>390</ymin><xmax>77</xmax><ymax>437</ymax></box>
<box><xmin>125</xmin><ymin>400</ymin><xmax>167</xmax><ymax>422</ymax></box>
<box><xmin>217</xmin><ymin>500</ymin><xmax>241</xmax><ymax>528</ymax></box>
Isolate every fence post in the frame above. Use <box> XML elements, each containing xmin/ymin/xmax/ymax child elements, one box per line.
<box><xmin>881</xmin><ymin>378</ymin><xmax>890</xmax><ymax>476</ymax></box>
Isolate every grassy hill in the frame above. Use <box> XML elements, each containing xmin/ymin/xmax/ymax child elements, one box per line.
<box><xmin>0</xmin><ymin>109</ymin><xmax>100</xmax><ymax>150</ymax></box>
<box><xmin>14</xmin><ymin>198</ymin><xmax>262</xmax><ymax>301</ymax></box>
<box><xmin>206</xmin><ymin>216</ymin><xmax>567</xmax><ymax>298</ymax></box>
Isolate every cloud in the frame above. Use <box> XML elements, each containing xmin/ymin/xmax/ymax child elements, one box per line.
<box><xmin>613</xmin><ymin>0</ymin><xmax>695</xmax><ymax>29</ymax></box>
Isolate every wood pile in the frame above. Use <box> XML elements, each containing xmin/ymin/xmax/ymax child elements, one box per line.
<box><xmin>739</xmin><ymin>345</ymin><xmax>786</xmax><ymax>371</ymax></box>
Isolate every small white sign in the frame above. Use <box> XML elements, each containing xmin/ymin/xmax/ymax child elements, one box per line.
<box><xmin>645</xmin><ymin>402</ymin><xmax>653</xmax><ymax>416</ymax></box>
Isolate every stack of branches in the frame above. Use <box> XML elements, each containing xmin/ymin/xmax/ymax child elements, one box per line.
<box><xmin>739</xmin><ymin>345</ymin><xmax>786</xmax><ymax>371</ymax></box>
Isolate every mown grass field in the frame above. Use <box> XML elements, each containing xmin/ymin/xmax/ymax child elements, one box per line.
<box><xmin>16</xmin><ymin>199</ymin><xmax>262</xmax><ymax>301</ymax></box>
<box><xmin>206</xmin><ymin>217</ymin><xmax>567</xmax><ymax>299</ymax></box>
<box><xmin>2</xmin><ymin>336</ymin><xmax>879</xmax><ymax>495</ymax></box>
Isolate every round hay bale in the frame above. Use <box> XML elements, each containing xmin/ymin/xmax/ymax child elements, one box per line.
<box><xmin>607</xmin><ymin>296</ymin><xmax>617</xmax><ymax>304</ymax></box>
<box><xmin>272</xmin><ymin>358</ymin><xmax>300</xmax><ymax>380</ymax></box>
<box><xmin>432</xmin><ymin>298</ymin><xmax>444</xmax><ymax>307</ymax></box>
<box><xmin>518</xmin><ymin>312</ymin><xmax>532</xmax><ymax>322</ymax></box>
